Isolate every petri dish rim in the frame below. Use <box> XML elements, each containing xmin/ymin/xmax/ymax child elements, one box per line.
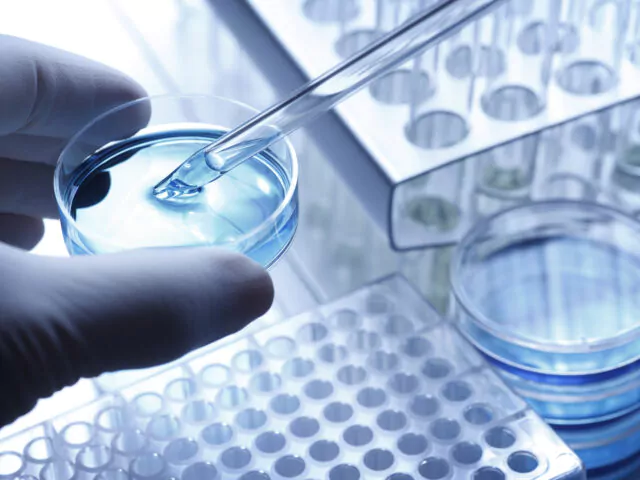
<box><xmin>53</xmin><ymin>94</ymin><xmax>299</xmax><ymax>268</ymax></box>
<box><xmin>450</xmin><ymin>200</ymin><xmax>640</xmax><ymax>355</ymax></box>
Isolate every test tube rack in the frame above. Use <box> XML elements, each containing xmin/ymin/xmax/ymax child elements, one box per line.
<box><xmin>0</xmin><ymin>276</ymin><xmax>585</xmax><ymax>480</ymax></box>
<box><xmin>242</xmin><ymin>0</ymin><xmax>640</xmax><ymax>250</ymax></box>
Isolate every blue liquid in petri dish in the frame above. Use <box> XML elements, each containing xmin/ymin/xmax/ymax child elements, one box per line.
<box><xmin>461</xmin><ymin>236</ymin><xmax>640</xmax><ymax>374</ymax></box>
<box><xmin>61</xmin><ymin>129</ymin><xmax>297</xmax><ymax>268</ymax></box>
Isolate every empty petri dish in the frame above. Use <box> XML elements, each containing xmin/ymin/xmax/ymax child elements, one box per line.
<box><xmin>255</xmin><ymin>431</ymin><xmax>286</xmax><ymax>454</ymax></box>
<box><xmin>357</xmin><ymin>387</ymin><xmax>387</xmax><ymax>408</ymax></box>
<box><xmin>309</xmin><ymin>440</ymin><xmax>340</xmax><ymax>462</ymax></box>
<box><xmin>220</xmin><ymin>446</ymin><xmax>252</xmax><ymax>470</ymax></box>
<box><xmin>274</xmin><ymin>455</ymin><xmax>306</xmax><ymax>478</ymax></box>
<box><xmin>181</xmin><ymin>462</ymin><xmax>218</xmax><ymax>480</ymax></box>
<box><xmin>54</xmin><ymin>95</ymin><xmax>298</xmax><ymax>269</ymax></box>
<box><xmin>270</xmin><ymin>393</ymin><xmax>301</xmax><ymax>415</ymax></box>
<box><xmin>451</xmin><ymin>201</ymin><xmax>640</xmax><ymax>374</ymax></box>
<box><xmin>201</xmin><ymin>422</ymin><xmax>234</xmax><ymax>447</ymax></box>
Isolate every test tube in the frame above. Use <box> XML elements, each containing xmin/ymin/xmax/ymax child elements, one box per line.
<box><xmin>481</xmin><ymin>1</ymin><xmax>551</xmax><ymax>123</ymax></box>
<box><xmin>75</xmin><ymin>445</ymin><xmax>114</xmax><ymax>477</ymax></box>
<box><xmin>609</xmin><ymin>100</ymin><xmax>640</xmax><ymax>212</ymax></box>
<box><xmin>474</xmin><ymin>133</ymin><xmax>538</xmax><ymax>216</ymax></box>
<box><xmin>554</xmin><ymin>0</ymin><xmax>623</xmax><ymax>97</ymax></box>
<box><xmin>302</xmin><ymin>0</ymin><xmax>361</xmax><ymax>36</ymax></box>
<box><xmin>400</xmin><ymin>162</ymin><xmax>465</xmax><ymax>238</ymax></box>
<box><xmin>536</xmin><ymin>115</ymin><xmax>603</xmax><ymax>202</ymax></box>
<box><xmin>369</xmin><ymin>1</ymin><xmax>436</xmax><ymax>106</ymax></box>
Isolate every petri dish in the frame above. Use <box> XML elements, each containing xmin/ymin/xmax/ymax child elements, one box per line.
<box><xmin>54</xmin><ymin>95</ymin><xmax>298</xmax><ymax>269</ymax></box>
<box><xmin>451</xmin><ymin>200</ymin><xmax>640</xmax><ymax>375</ymax></box>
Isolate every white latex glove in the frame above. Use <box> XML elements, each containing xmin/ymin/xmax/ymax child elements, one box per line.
<box><xmin>0</xmin><ymin>35</ymin><xmax>274</xmax><ymax>426</ymax></box>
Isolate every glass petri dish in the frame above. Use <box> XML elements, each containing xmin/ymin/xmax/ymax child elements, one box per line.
<box><xmin>451</xmin><ymin>200</ymin><xmax>640</xmax><ymax>375</ymax></box>
<box><xmin>54</xmin><ymin>95</ymin><xmax>298</xmax><ymax>269</ymax></box>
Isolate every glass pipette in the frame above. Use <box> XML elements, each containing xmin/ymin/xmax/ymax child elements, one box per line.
<box><xmin>153</xmin><ymin>0</ymin><xmax>504</xmax><ymax>202</ymax></box>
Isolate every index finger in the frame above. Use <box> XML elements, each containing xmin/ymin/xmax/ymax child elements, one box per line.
<box><xmin>0</xmin><ymin>34</ymin><xmax>150</xmax><ymax>141</ymax></box>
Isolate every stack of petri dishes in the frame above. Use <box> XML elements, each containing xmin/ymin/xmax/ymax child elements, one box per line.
<box><xmin>450</xmin><ymin>200</ymin><xmax>640</xmax><ymax>471</ymax></box>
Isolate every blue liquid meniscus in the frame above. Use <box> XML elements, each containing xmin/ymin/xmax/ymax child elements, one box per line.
<box><xmin>61</xmin><ymin>129</ymin><xmax>297</xmax><ymax>268</ymax></box>
<box><xmin>463</xmin><ymin>236</ymin><xmax>640</xmax><ymax>373</ymax></box>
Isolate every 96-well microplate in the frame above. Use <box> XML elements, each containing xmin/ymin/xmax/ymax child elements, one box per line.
<box><xmin>0</xmin><ymin>275</ymin><xmax>584</xmax><ymax>479</ymax></box>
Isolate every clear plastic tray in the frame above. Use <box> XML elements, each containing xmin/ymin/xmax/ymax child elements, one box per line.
<box><xmin>0</xmin><ymin>276</ymin><xmax>584</xmax><ymax>480</ymax></box>
<box><xmin>244</xmin><ymin>0</ymin><xmax>640</xmax><ymax>250</ymax></box>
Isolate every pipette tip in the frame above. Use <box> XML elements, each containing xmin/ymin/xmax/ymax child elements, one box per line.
<box><xmin>152</xmin><ymin>178</ymin><xmax>202</xmax><ymax>203</ymax></box>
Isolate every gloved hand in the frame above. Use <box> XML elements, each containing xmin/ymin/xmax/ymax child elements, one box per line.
<box><xmin>0</xmin><ymin>35</ymin><xmax>274</xmax><ymax>427</ymax></box>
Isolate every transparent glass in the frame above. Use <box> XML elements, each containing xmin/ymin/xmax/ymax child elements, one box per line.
<box><xmin>451</xmin><ymin>200</ymin><xmax>640</xmax><ymax>375</ymax></box>
<box><xmin>54</xmin><ymin>95</ymin><xmax>298</xmax><ymax>269</ymax></box>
